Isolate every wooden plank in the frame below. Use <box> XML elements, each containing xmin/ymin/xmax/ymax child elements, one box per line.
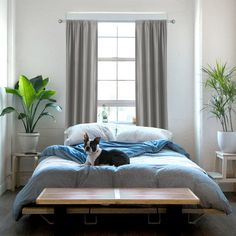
<box><xmin>36</xmin><ymin>188</ymin><xmax>115</xmax><ymax>205</ymax></box>
<box><xmin>118</xmin><ymin>188</ymin><xmax>199</xmax><ymax>204</ymax></box>
<box><xmin>36</xmin><ymin>188</ymin><xmax>200</xmax><ymax>205</ymax></box>
<box><xmin>22</xmin><ymin>206</ymin><xmax>224</xmax><ymax>215</ymax></box>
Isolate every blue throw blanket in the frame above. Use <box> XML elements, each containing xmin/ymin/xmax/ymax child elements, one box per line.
<box><xmin>40</xmin><ymin>139</ymin><xmax>190</xmax><ymax>164</ymax></box>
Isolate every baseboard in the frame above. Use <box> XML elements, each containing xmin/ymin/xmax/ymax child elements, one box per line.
<box><xmin>0</xmin><ymin>180</ymin><xmax>7</xmax><ymax>195</ymax></box>
<box><xmin>0</xmin><ymin>175</ymin><xmax>13</xmax><ymax>194</ymax></box>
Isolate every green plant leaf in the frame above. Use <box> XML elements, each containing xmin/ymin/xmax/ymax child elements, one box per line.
<box><xmin>0</xmin><ymin>107</ymin><xmax>17</xmax><ymax>116</ymax></box>
<box><xmin>30</xmin><ymin>75</ymin><xmax>44</xmax><ymax>92</ymax></box>
<box><xmin>40</xmin><ymin>112</ymin><xmax>55</xmax><ymax>120</ymax></box>
<box><xmin>43</xmin><ymin>78</ymin><xmax>49</xmax><ymax>87</ymax></box>
<box><xmin>1</xmin><ymin>74</ymin><xmax>61</xmax><ymax>133</ymax></box>
<box><xmin>37</xmin><ymin>90</ymin><xmax>56</xmax><ymax>100</ymax></box>
<box><xmin>48</xmin><ymin>98</ymin><xmax>57</xmax><ymax>102</ymax></box>
<box><xmin>30</xmin><ymin>76</ymin><xmax>50</xmax><ymax>93</ymax></box>
<box><xmin>17</xmin><ymin>113</ymin><xmax>27</xmax><ymax>120</ymax></box>
<box><xmin>18</xmin><ymin>75</ymin><xmax>36</xmax><ymax>109</ymax></box>
<box><xmin>203</xmin><ymin>62</ymin><xmax>236</xmax><ymax>131</ymax></box>
<box><xmin>5</xmin><ymin>88</ymin><xmax>21</xmax><ymax>97</ymax></box>
<box><xmin>45</xmin><ymin>103</ymin><xmax>62</xmax><ymax>111</ymax></box>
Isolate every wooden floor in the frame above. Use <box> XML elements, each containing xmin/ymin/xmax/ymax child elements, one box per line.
<box><xmin>1</xmin><ymin>190</ymin><xmax>236</xmax><ymax>236</ymax></box>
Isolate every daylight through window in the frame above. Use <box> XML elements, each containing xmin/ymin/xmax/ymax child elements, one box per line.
<box><xmin>97</xmin><ymin>22</ymin><xmax>136</xmax><ymax>124</ymax></box>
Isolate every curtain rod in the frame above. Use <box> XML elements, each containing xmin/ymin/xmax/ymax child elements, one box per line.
<box><xmin>58</xmin><ymin>19</ymin><xmax>175</xmax><ymax>24</ymax></box>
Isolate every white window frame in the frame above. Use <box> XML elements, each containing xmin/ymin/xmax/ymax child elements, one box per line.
<box><xmin>97</xmin><ymin>22</ymin><xmax>135</xmax><ymax>123</ymax></box>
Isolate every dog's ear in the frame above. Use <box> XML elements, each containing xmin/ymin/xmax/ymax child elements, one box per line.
<box><xmin>84</xmin><ymin>132</ymin><xmax>89</xmax><ymax>142</ymax></box>
<box><xmin>94</xmin><ymin>137</ymin><xmax>101</xmax><ymax>144</ymax></box>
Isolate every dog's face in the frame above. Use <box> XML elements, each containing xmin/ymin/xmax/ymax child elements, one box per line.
<box><xmin>84</xmin><ymin>133</ymin><xmax>101</xmax><ymax>154</ymax></box>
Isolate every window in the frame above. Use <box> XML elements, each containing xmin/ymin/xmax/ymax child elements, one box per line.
<box><xmin>97</xmin><ymin>22</ymin><xmax>136</xmax><ymax>124</ymax></box>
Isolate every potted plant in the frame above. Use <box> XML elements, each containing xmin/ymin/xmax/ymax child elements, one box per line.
<box><xmin>0</xmin><ymin>75</ymin><xmax>62</xmax><ymax>153</ymax></box>
<box><xmin>101</xmin><ymin>104</ymin><xmax>109</xmax><ymax>123</ymax></box>
<box><xmin>203</xmin><ymin>62</ymin><xmax>236</xmax><ymax>152</ymax></box>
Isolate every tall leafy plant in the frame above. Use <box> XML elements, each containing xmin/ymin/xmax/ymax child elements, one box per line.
<box><xmin>0</xmin><ymin>75</ymin><xmax>62</xmax><ymax>133</ymax></box>
<box><xmin>203</xmin><ymin>62</ymin><xmax>236</xmax><ymax>132</ymax></box>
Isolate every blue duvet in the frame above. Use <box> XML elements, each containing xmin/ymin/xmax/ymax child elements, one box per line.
<box><xmin>40</xmin><ymin>139</ymin><xmax>190</xmax><ymax>164</ymax></box>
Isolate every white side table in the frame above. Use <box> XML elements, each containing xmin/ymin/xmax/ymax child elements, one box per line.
<box><xmin>12</xmin><ymin>152</ymin><xmax>40</xmax><ymax>191</ymax></box>
<box><xmin>208</xmin><ymin>151</ymin><xmax>236</xmax><ymax>183</ymax></box>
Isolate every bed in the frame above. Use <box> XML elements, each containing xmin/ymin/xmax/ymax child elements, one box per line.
<box><xmin>13</xmin><ymin>123</ymin><xmax>232</xmax><ymax>220</ymax></box>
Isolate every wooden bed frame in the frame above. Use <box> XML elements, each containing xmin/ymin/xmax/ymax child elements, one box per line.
<box><xmin>22</xmin><ymin>206</ymin><xmax>223</xmax><ymax>215</ymax></box>
<box><xmin>22</xmin><ymin>187</ymin><xmax>224</xmax><ymax>216</ymax></box>
<box><xmin>20</xmin><ymin>187</ymin><xmax>226</xmax><ymax>235</ymax></box>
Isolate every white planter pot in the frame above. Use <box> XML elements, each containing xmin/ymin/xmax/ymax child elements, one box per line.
<box><xmin>217</xmin><ymin>131</ymin><xmax>236</xmax><ymax>153</ymax></box>
<box><xmin>17</xmin><ymin>132</ymin><xmax>40</xmax><ymax>153</ymax></box>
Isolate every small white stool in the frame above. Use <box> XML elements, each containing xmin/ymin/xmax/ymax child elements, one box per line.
<box><xmin>12</xmin><ymin>152</ymin><xmax>40</xmax><ymax>191</ymax></box>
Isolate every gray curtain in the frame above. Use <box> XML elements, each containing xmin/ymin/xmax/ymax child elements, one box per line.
<box><xmin>66</xmin><ymin>20</ymin><xmax>97</xmax><ymax>127</ymax></box>
<box><xmin>135</xmin><ymin>20</ymin><xmax>167</xmax><ymax>128</ymax></box>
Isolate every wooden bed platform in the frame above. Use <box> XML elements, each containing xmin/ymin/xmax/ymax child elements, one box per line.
<box><xmin>22</xmin><ymin>187</ymin><xmax>224</xmax><ymax>216</ymax></box>
<box><xmin>22</xmin><ymin>205</ymin><xmax>223</xmax><ymax>215</ymax></box>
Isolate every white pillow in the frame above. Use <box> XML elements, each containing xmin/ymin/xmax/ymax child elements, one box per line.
<box><xmin>64</xmin><ymin>123</ymin><xmax>115</xmax><ymax>146</ymax></box>
<box><xmin>116</xmin><ymin>125</ymin><xmax>172</xmax><ymax>142</ymax></box>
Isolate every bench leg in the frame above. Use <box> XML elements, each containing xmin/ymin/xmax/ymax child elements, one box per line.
<box><xmin>54</xmin><ymin>206</ymin><xmax>67</xmax><ymax>236</ymax></box>
<box><xmin>84</xmin><ymin>214</ymin><xmax>98</xmax><ymax>225</ymax></box>
<box><xmin>166</xmin><ymin>205</ymin><xmax>182</xmax><ymax>236</ymax></box>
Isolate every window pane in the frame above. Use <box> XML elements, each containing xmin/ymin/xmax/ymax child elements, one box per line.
<box><xmin>118</xmin><ymin>81</ymin><xmax>135</xmax><ymax>100</ymax></box>
<box><xmin>97</xmin><ymin>22</ymin><xmax>136</xmax><ymax>125</ymax></box>
<box><xmin>117</xmin><ymin>23</ymin><xmax>135</xmax><ymax>37</ymax></box>
<box><xmin>118</xmin><ymin>61</ymin><xmax>135</xmax><ymax>80</ymax></box>
<box><xmin>97</xmin><ymin>106</ymin><xmax>117</xmax><ymax>123</ymax></box>
<box><xmin>98</xmin><ymin>23</ymin><xmax>117</xmax><ymax>37</ymax></box>
<box><xmin>97</xmin><ymin>106</ymin><xmax>136</xmax><ymax>124</ymax></box>
<box><xmin>118</xmin><ymin>107</ymin><xmax>136</xmax><ymax>123</ymax></box>
<box><xmin>118</xmin><ymin>38</ymin><xmax>135</xmax><ymax>58</ymax></box>
<box><xmin>98</xmin><ymin>81</ymin><xmax>116</xmax><ymax>100</ymax></box>
<box><xmin>98</xmin><ymin>38</ymin><xmax>117</xmax><ymax>57</ymax></box>
<box><xmin>98</xmin><ymin>61</ymin><xmax>116</xmax><ymax>80</ymax></box>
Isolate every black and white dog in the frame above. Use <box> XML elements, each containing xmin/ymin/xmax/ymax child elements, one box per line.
<box><xmin>83</xmin><ymin>133</ymin><xmax>130</xmax><ymax>167</ymax></box>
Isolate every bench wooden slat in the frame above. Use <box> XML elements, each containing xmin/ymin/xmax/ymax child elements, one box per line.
<box><xmin>36</xmin><ymin>188</ymin><xmax>200</xmax><ymax>205</ymax></box>
<box><xmin>22</xmin><ymin>206</ymin><xmax>224</xmax><ymax>215</ymax></box>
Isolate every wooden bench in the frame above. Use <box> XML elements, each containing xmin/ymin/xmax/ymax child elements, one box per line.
<box><xmin>36</xmin><ymin>187</ymin><xmax>199</xmax><ymax>205</ymax></box>
<box><xmin>36</xmin><ymin>188</ymin><xmax>200</xmax><ymax>235</ymax></box>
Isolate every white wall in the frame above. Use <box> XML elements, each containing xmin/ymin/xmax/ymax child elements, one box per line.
<box><xmin>15</xmin><ymin>0</ymin><xmax>196</xmax><ymax>158</ymax></box>
<box><xmin>200</xmin><ymin>0</ymin><xmax>236</xmax><ymax>171</ymax></box>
